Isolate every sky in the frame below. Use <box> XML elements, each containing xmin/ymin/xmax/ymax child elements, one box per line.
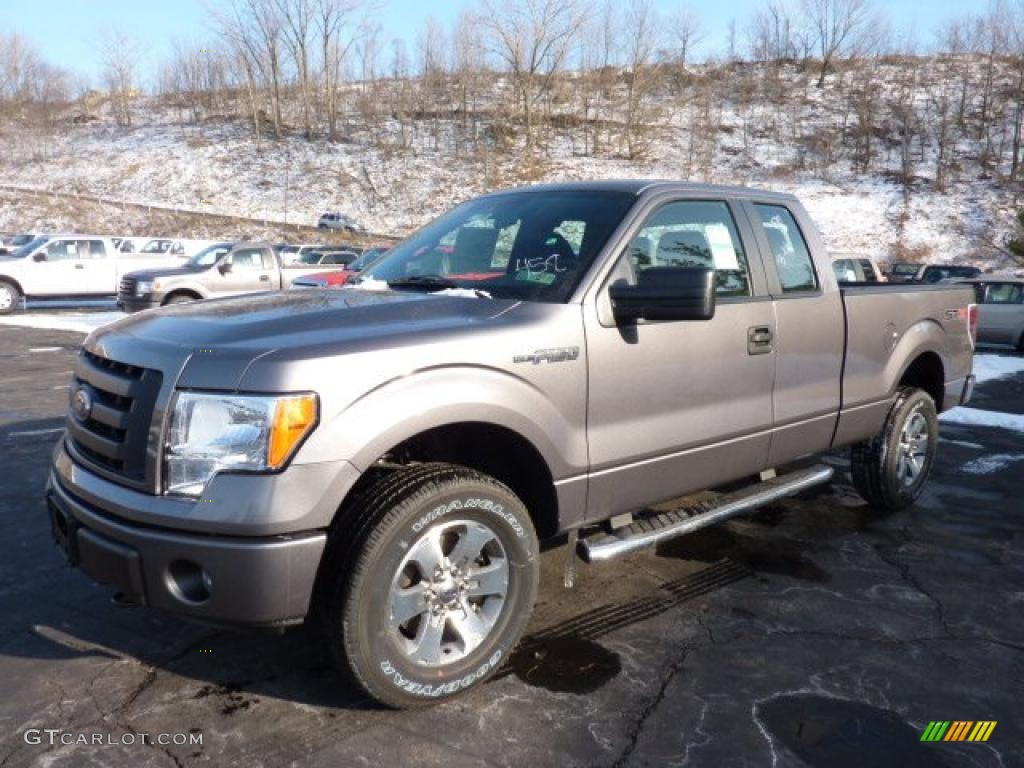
<box><xmin>0</xmin><ymin>0</ymin><xmax>977</xmax><ymax>86</ymax></box>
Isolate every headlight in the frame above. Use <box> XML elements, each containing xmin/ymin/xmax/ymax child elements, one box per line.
<box><xmin>165</xmin><ymin>392</ymin><xmax>318</xmax><ymax>496</ymax></box>
<box><xmin>135</xmin><ymin>280</ymin><xmax>154</xmax><ymax>296</ymax></box>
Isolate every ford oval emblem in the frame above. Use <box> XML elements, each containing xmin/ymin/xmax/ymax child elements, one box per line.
<box><xmin>71</xmin><ymin>387</ymin><xmax>93</xmax><ymax>422</ymax></box>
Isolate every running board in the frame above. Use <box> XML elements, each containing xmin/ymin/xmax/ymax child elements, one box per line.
<box><xmin>578</xmin><ymin>465</ymin><xmax>834</xmax><ymax>563</ymax></box>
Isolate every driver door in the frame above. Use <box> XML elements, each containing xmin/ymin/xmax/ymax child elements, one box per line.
<box><xmin>26</xmin><ymin>239</ymin><xmax>95</xmax><ymax>296</ymax></box>
<box><xmin>584</xmin><ymin>197</ymin><xmax>776</xmax><ymax>520</ymax></box>
<box><xmin>214</xmin><ymin>247</ymin><xmax>275</xmax><ymax>296</ymax></box>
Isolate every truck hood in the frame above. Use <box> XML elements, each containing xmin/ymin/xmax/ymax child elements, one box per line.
<box><xmin>95</xmin><ymin>287</ymin><xmax>518</xmax><ymax>359</ymax></box>
<box><xmin>126</xmin><ymin>264</ymin><xmax>207</xmax><ymax>281</ymax></box>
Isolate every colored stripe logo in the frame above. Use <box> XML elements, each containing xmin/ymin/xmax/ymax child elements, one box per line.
<box><xmin>921</xmin><ymin>721</ymin><xmax>997</xmax><ymax>742</ymax></box>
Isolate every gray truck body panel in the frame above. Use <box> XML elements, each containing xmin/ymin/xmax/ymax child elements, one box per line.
<box><xmin>47</xmin><ymin>181</ymin><xmax>976</xmax><ymax>625</ymax></box>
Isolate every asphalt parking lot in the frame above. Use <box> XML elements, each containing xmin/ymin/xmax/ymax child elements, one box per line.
<box><xmin>1</xmin><ymin>314</ymin><xmax>1021</xmax><ymax>768</ymax></box>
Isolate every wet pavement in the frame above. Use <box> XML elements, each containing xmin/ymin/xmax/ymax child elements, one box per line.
<box><xmin>1</xmin><ymin>322</ymin><xmax>1021</xmax><ymax>767</ymax></box>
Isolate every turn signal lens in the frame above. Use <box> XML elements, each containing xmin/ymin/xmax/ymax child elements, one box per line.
<box><xmin>268</xmin><ymin>394</ymin><xmax>318</xmax><ymax>468</ymax></box>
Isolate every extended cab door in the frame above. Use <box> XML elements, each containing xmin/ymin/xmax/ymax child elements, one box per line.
<box><xmin>584</xmin><ymin>196</ymin><xmax>776</xmax><ymax>520</ymax></box>
<box><xmin>82</xmin><ymin>239</ymin><xmax>116</xmax><ymax>294</ymax></box>
<box><xmin>214</xmin><ymin>247</ymin><xmax>276</xmax><ymax>296</ymax></box>
<box><xmin>743</xmin><ymin>201</ymin><xmax>844</xmax><ymax>466</ymax></box>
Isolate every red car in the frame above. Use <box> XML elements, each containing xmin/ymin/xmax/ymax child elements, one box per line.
<box><xmin>289</xmin><ymin>246</ymin><xmax>390</xmax><ymax>289</ymax></box>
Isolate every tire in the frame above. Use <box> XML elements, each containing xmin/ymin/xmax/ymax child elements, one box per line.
<box><xmin>320</xmin><ymin>463</ymin><xmax>539</xmax><ymax>708</ymax></box>
<box><xmin>0</xmin><ymin>280</ymin><xmax>21</xmax><ymax>315</ymax></box>
<box><xmin>850</xmin><ymin>387</ymin><xmax>938</xmax><ymax>512</ymax></box>
<box><xmin>163</xmin><ymin>294</ymin><xmax>196</xmax><ymax>305</ymax></box>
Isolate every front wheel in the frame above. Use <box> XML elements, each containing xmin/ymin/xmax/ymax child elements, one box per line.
<box><xmin>321</xmin><ymin>464</ymin><xmax>539</xmax><ymax>708</ymax></box>
<box><xmin>850</xmin><ymin>387</ymin><xmax>938</xmax><ymax>511</ymax></box>
<box><xmin>0</xmin><ymin>280</ymin><xmax>22</xmax><ymax>314</ymax></box>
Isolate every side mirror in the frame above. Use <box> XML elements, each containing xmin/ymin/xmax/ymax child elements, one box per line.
<box><xmin>218</xmin><ymin>259</ymin><xmax>233</xmax><ymax>274</ymax></box>
<box><xmin>609</xmin><ymin>266</ymin><xmax>716</xmax><ymax>323</ymax></box>
<box><xmin>33</xmin><ymin>252</ymin><xmax>47</xmax><ymax>262</ymax></box>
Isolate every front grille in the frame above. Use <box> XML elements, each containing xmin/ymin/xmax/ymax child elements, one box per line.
<box><xmin>118</xmin><ymin>276</ymin><xmax>136</xmax><ymax>302</ymax></box>
<box><xmin>66</xmin><ymin>349</ymin><xmax>163</xmax><ymax>484</ymax></box>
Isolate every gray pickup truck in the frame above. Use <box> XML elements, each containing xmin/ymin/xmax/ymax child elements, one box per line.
<box><xmin>117</xmin><ymin>241</ymin><xmax>343</xmax><ymax>312</ymax></box>
<box><xmin>47</xmin><ymin>182</ymin><xmax>976</xmax><ymax>708</ymax></box>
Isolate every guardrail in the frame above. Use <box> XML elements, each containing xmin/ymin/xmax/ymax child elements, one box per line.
<box><xmin>0</xmin><ymin>183</ymin><xmax>398</xmax><ymax>243</ymax></box>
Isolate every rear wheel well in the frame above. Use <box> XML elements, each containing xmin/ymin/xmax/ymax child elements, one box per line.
<box><xmin>341</xmin><ymin>423</ymin><xmax>560</xmax><ymax>541</ymax></box>
<box><xmin>898</xmin><ymin>352</ymin><xmax>944</xmax><ymax>407</ymax></box>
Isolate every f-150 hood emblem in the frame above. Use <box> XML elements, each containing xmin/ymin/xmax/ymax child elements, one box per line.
<box><xmin>513</xmin><ymin>347</ymin><xmax>580</xmax><ymax>365</ymax></box>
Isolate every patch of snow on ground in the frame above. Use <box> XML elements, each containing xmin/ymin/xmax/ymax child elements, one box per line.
<box><xmin>939</xmin><ymin>407</ymin><xmax>1024</xmax><ymax>433</ymax></box>
<box><xmin>960</xmin><ymin>453</ymin><xmax>1024</xmax><ymax>475</ymax></box>
<box><xmin>0</xmin><ymin>311</ymin><xmax>124</xmax><ymax>335</ymax></box>
<box><xmin>972</xmin><ymin>354</ymin><xmax>1024</xmax><ymax>385</ymax></box>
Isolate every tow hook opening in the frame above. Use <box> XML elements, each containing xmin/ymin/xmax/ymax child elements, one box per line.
<box><xmin>166</xmin><ymin>559</ymin><xmax>214</xmax><ymax>604</ymax></box>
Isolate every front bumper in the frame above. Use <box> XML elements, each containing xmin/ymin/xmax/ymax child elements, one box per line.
<box><xmin>46</xmin><ymin>444</ymin><xmax>336</xmax><ymax>626</ymax></box>
<box><xmin>117</xmin><ymin>296</ymin><xmax>160</xmax><ymax>313</ymax></box>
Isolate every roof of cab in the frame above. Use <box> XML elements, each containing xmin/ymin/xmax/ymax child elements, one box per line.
<box><xmin>490</xmin><ymin>179</ymin><xmax>799</xmax><ymax>201</ymax></box>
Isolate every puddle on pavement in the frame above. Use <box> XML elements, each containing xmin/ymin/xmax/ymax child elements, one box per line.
<box><xmin>656</xmin><ymin>528</ymin><xmax>831</xmax><ymax>582</ymax></box>
<box><xmin>507</xmin><ymin>636</ymin><xmax>621</xmax><ymax>694</ymax></box>
<box><xmin>759</xmin><ymin>694</ymin><xmax>949</xmax><ymax>768</ymax></box>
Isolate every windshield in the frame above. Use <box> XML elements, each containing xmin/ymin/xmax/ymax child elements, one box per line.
<box><xmin>189</xmin><ymin>243</ymin><xmax>233</xmax><ymax>267</ymax></box>
<box><xmin>349</xmin><ymin>248</ymin><xmax>387</xmax><ymax>271</ymax></box>
<box><xmin>10</xmin><ymin>236</ymin><xmax>49</xmax><ymax>258</ymax></box>
<box><xmin>358</xmin><ymin>190</ymin><xmax>636</xmax><ymax>302</ymax></box>
<box><xmin>298</xmin><ymin>252</ymin><xmax>323</xmax><ymax>265</ymax></box>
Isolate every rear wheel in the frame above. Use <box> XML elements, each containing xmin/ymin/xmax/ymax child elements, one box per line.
<box><xmin>320</xmin><ymin>464</ymin><xmax>539</xmax><ymax>708</ymax></box>
<box><xmin>0</xmin><ymin>280</ymin><xmax>21</xmax><ymax>315</ymax></box>
<box><xmin>851</xmin><ymin>387</ymin><xmax>938</xmax><ymax>512</ymax></box>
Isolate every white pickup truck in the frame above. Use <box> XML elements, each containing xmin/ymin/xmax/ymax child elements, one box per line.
<box><xmin>0</xmin><ymin>234</ymin><xmax>186</xmax><ymax>314</ymax></box>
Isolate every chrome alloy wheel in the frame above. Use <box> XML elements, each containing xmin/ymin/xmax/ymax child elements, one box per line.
<box><xmin>896</xmin><ymin>411</ymin><xmax>929</xmax><ymax>487</ymax></box>
<box><xmin>388</xmin><ymin>519</ymin><xmax>509</xmax><ymax>668</ymax></box>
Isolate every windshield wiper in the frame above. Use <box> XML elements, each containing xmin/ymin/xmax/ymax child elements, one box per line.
<box><xmin>386</xmin><ymin>275</ymin><xmax>460</xmax><ymax>291</ymax></box>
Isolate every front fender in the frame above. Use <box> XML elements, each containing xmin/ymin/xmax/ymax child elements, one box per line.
<box><xmin>295</xmin><ymin>365</ymin><xmax>586</xmax><ymax>481</ymax></box>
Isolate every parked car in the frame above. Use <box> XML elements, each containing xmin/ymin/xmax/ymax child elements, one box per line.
<box><xmin>885</xmin><ymin>261</ymin><xmax>922</xmax><ymax>282</ymax></box>
<box><xmin>831</xmin><ymin>252</ymin><xmax>886</xmax><ymax>283</ymax></box>
<box><xmin>0</xmin><ymin>233</ymin><xmax>40</xmax><ymax>256</ymax></box>
<box><xmin>274</xmin><ymin>243</ymin><xmax>331</xmax><ymax>266</ymax></box>
<box><xmin>296</xmin><ymin>249</ymin><xmax>361</xmax><ymax>267</ymax></box>
<box><xmin>918</xmin><ymin>264</ymin><xmax>982</xmax><ymax>283</ymax></box>
<box><xmin>317</xmin><ymin>211</ymin><xmax>366</xmax><ymax>233</ymax></box>
<box><xmin>0</xmin><ymin>234</ymin><xmax>186</xmax><ymax>313</ymax></box>
<box><xmin>290</xmin><ymin>246</ymin><xmax>391</xmax><ymax>289</ymax></box>
<box><xmin>117</xmin><ymin>241</ymin><xmax>348</xmax><ymax>311</ymax></box>
<box><xmin>47</xmin><ymin>182</ymin><xmax>976</xmax><ymax>708</ymax></box>
<box><xmin>956</xmin><ymin>277</ymin><xmax>1024</xmax><ymax>353</ymax></box>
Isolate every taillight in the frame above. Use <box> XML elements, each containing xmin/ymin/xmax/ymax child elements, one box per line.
<box><xmin>967</xmin><ymin>304</ymin><xmax>978</xmax><ymax>347</ymax></box>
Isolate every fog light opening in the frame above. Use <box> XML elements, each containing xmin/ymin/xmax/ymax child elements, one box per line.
<box><xmin>166</xmin><ymin>560</ymin><xmax>213</xmax><ymax>604</ymax></box>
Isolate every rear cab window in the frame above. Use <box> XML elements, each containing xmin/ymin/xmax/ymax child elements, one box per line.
<box><xmin>753</xmin><ymin>204</ymin><xmax>818</xmax><ymax>293</ymax></box>
<box><xmin>986</xmin><ymin>283</ymin><xmax>1023</xmax><ymax>304</ymax></box>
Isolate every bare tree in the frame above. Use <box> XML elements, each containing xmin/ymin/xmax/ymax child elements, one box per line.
<box><xmin>478</xmin><ymin>0</ymin><xmax>588</xmax><ymax>147</ymax></box>
<box><xmin>98</xmin><ymin>28</ymin><xmax>142</xmax><ymax>127</ymax></box>
<box><xmin>801</xmin><ymin>0</ymin><xmax>874</xmax><ymax>86</ymax></box>
<box><xmin>276</xmin><ymin>0</ymin><xmax>316</xmax><ymax>138</ymax></box>
<box><xmin>621</xmin><ymin>0</ymin><xmax>662</xmax><ymax>159</ymax></box>
<box><xmin>667</xmin><ymin>6</ymin><xmax>704</xmax><ymax>68</ymax></box>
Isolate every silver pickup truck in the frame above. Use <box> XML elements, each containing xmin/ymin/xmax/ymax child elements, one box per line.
<box><xmin>117</xmin><ymin>241</ymin><xmax>343</xmax><ymax>312</ymax></box>
<box><xmin>47</xmin><ymin>182</ymin><xmax>976</xmax><ymax>708</ymax></box>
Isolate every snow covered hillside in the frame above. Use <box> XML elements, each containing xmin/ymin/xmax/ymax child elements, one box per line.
<box><xmin>0</xmin><ymin>57</ymin><xmax>1022</xmax><ymax>272</ymax></box>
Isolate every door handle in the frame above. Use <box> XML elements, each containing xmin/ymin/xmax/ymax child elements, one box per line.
<box><xmin>74</xmin><ymin>264</ymin><xmax>85</xmax><ymax>269</ymax></box>
<box><xmin>259</xmin><ymin>275</ymin><xmax>270</xmax><ymax>282</ymax></box>
<box><xmin>748</xmin><ymin>325</ymin><xmax>773</xmax><ymax>355</ymax></box>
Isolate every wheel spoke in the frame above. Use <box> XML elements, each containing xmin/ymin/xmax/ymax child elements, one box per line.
<box><xmin>447</xmin><ymin>523</ymin><xmax>495</xmax><ymax>567</ymax></box>
<box><xmin>408</xmin><ymin>614</ymin><xmax>446</xmax><ymax>665</ymax></box>
<box><xmin>408</xmin><ymin>528</ymin><xmax>446</xmax><ymax>576</ymax></box>
<box><xmin>390</xmin><ymin>585</ymin><xmax>428</xmax><ymax>627</ymax></box>
<box><xmin>465</xmin><ymin>562</ymin><xmax>508</xmax><ymax>598</ymax></box>
<box><xmin>450</xmin><ymin>603</ymin><xmax>491</xmax><ymax>648</ymax></box>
